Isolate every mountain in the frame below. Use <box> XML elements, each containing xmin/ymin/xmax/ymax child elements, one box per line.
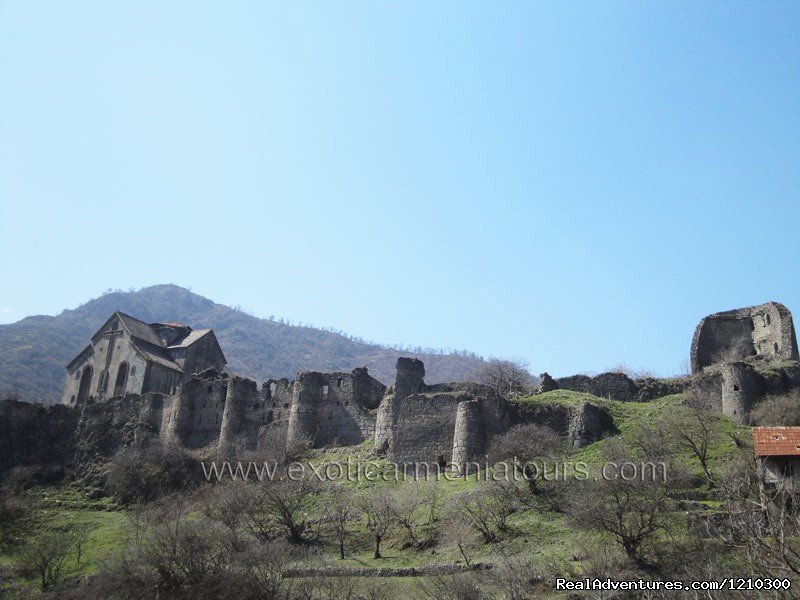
<box><xmin>0</xmin><ymin>285</ymin><xmax>487</xmax><ymax>404</ymax></box>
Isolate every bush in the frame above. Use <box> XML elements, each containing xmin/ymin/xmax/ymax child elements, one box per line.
<box><xmin>105</xmin><ymin>441</ymin><xmax>201</xmax><ymax>505</ymax></box>
<box><xmin>17</xmin><ymin>530</ymin><xmax>72</xmax><ymax>591</ymax></box>
<box><xmin>751</xmin><ymin>390</ymin><xmax>800</xmax><ymax>426</ymax></box>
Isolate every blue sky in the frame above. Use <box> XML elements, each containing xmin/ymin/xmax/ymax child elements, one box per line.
<box><xmin>1</xmin><ymin>2</ymin><xmax>799</xmax><ymax>377</ymax></box>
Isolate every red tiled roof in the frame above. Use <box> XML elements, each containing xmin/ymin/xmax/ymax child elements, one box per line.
<box><xmin>752</xmin><ymin>427</ymin><xmax>800</xmax><ymax>457</ymax></box>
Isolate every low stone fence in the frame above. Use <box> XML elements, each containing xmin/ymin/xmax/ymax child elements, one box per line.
<box><xmin>285</xmin><ymin>563</ymin><xmax>492</xmax><ymax>578</ymax></box>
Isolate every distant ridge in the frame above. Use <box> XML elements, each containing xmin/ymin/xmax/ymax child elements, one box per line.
<box><xmin>0</xmin><ymin>284</ymin><xmax>487</xmax><ymax>404</ymax></box>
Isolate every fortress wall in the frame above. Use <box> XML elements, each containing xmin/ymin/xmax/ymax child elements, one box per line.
<box><xmin>691</xmin><ymin>302</ymin><xmax>799</xmax><ymax>374</ymax></box>
<box><xmin>218</xmin><ymin>376</ymin><xmax>259</xmax><ymax>454</ymax></box>
<box><xmin>451</xmin><ymin>400</ymin><xmax>484</xmax><ymax>469</ymax></box>
<box><xmin>394</xmin><ymin>357</ymin><xmax>426</xmax><ymax>400</ymax></box>
<box><xmin>374</xmin><ymin>396</ymin><xmax>395</xmax><ymax>454</ymax></box>
<box><xmin>692</xmin><ymin>316</ymin><xmax>756</xmax><ymax>373</ymax></box>
<box><xmin>751</xmin><ymin>303</ymin><xmax>799</xmax><ymax>362</ymax></box>
<box><xmin>287</xmin><ymin>372</ymin><xmax>325</xmax><ymax>445</ymax></box>
<box><xmin>280</xmin><ymin>369</ymin><xmax>385</xmax><ymax>448</ymax></box>
<box><xmin>265</xmin><ymin>378</ymin><xmax>294</xmax><ymax>425</ymax></box>
<box><xmin>554</xmin><ymin>372</ymin><xmax>638</xmax><ymax>402</ymax></box>
<box><xmin>183</xmin><ymin>377</ymin><xmax>228</xmax><ymax>448</ymax></box>
<box><xmin>544</xmin><ymin>372</ymin><xmax>691</xmax><ymax>403</ymax></box>
<box><xmin>161</xmin><ymin>387</ymin><xmax>192</xmax><ymax>445</ymax></box>
<box><xmin>314</xmin><ymin>372</ymin><xmax>376</xmax><ymax>446</ymax></box>
<box><xmin>387</xmin><ymin>393</ymin><xmax>469</xmax><ymax>466</ymax></box>
<box><xmin>508</xmin><ymin>401</ymin><xmax>615</xmax><ymax>448</ymax></box>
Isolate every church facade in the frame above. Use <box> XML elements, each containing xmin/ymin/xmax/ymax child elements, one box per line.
<box><xmin>60</xmin><ymin>311</ymin><xmax>226</xmax><ymax>405</ymax></box>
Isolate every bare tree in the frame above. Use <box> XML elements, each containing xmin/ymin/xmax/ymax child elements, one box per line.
<box><xmin>668</xmin><ymin>399</ymin><xmax>718</xmax><ymax>488</ymax></box>
<box><xmin>487</xmin><ymin>424</ymin><xmax>565</xmax><ymax>495</ymax></box>
<box><xmin>203</xmin><ymin>483</ymin><xmax>250</xmax><ymax>551</ymax></box>
<box><xmin>237</xmin><ymin>539</ymin><xmax>298</xmax><ymax>600</ymax></box>
<box><xmin>751</xmin><ymin>390</ymin><xmax>800</xmax><ymax>426</ymax></box>
<box><xmin>243</xmin><ymin>478</ymin><xmax>320</xmax><ymax>544</ymax></box>
<box><xmin>361</xmin><ymin>492</ymin><xmax>395</xmax><ymax>559</ymax></box>
<box><xmin>18</xmin><ymin>531</ymin><xmax>72</xmax><ymax>591</ymax></box>
<box><xmin>323</xmin><ymin>485</ymin><xmax>357</xmax><ymax>560</ymax></box>
<box><xmin>443</xmin><ymin>513</ymin><xmax>474</xmax><ymax>566</ymax></box>
<box><xmin>478</xmin><ymin>358</ymin><xmax>535</xmax><ymax>398</ymax></box>
<box><xmin>72</xmin><ymin>523</ymin><xmax>94</xmax><ymax>564</ymax></box>
<box><xmin>448</xmin><ymin>482</ymin><xmax>517</xmax><ymax>543</ymax></box>
<box><xmin>564</xmin><ymin>439</ymin><xmax>687</xmax><ymax>567</ymax></box>
<box><xmin>717</xmin><ymin>451</ymin><xmax>800</xmax><ymax>582</ymax></box>
<box><xmin>390</xmin><ymin>482</ymin><xmax>426</xmax><ymax>548</ymax></box>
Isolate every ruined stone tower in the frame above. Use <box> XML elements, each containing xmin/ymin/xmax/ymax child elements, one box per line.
<box><xmin>690</xmin><ymin>302</ymin><xmax>800</xmax><ymax>424</ymax></box>
<box><xmin>394</xmin><ymin>357</ymin><xmax>426</xmax><ymax>400</ymax></box>
<box><xmin>690</xmin><ymin>302</ymin><xmax>799</xmax><ymax>375</ymax></box>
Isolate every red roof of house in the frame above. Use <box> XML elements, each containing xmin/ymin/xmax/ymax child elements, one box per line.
<box><xmin>752</xmin><ymin>427</ymin><xmax>800</xmax><ymax>457</ymax></box>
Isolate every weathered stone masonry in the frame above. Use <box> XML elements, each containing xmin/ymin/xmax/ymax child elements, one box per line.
<box><xmin>49</xmin><ymin>302</ymin><xmax>800</xmax><ymax>473</ymax></box>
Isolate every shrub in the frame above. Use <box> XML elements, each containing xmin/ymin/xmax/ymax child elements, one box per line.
<box><xmin>105</xmin><ymin>441</ymin><xmax>201</xmax><ymax>505</ymax></box>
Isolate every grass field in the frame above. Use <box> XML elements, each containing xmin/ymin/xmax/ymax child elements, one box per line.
<box><xmin>0</xmin><ymin>389</ymin><xmax>755</xmax><ymax>598</ymax></box>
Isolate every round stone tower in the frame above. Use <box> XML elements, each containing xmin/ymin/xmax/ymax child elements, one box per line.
<box><xmin>720</xmin><ymin>362</ymin><xmax>761</xmax><ymax>424</ymax></box>
<box><xmin>451</xmin><ymin>400</ymin><xmax>484</xmax><ymax>475</ymax></box>
<box><xmin>218</xmin><ymin>377</ymin><xmax>256</xmax><ymax>455</ymax></box>
<box><xmin>287</xmin><ymin>371</ymin><xmax>325</xmax><ymax>446</ymax></box>
<box><xmin>374</xmin><ymin>395</ymin><xmax>396</xmax><ymax>455</ymax></box>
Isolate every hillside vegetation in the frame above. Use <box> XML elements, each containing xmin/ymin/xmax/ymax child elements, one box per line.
<box><xmin>0</xmin><ymin>285</ymin><xmax>486</xmax><ymax>403</ymax></box>
<box><xmin>0</xmin><ymin>389</ymin><xmax>774</xmax><ymax>599</ymax></box>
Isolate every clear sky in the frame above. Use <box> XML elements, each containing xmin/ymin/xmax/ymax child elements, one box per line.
<box><xmin>1</xmin><ymin>2</ymin><xmax>799</xmax><ymax>377</ymax></box>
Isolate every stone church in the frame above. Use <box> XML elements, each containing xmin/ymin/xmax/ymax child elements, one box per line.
<box><xmin>60</xmin><ymin>312</ymin><xmax>226</xmax><ymax>406</ymax></box>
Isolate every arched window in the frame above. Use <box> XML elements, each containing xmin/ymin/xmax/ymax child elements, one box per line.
<box><xmin>97</xmin><ymin>370</ymin><xmax>108</xmax><ymax>392</ymax></box>
<box><xmin>114</xmin><ymin>362</ymin><xmax>129</xmax><ymax>396</ymax></box>
<box><xmin>77</xmin><ymin>366</ymin><xmax>93</xmax><ymax>402</ymax></box>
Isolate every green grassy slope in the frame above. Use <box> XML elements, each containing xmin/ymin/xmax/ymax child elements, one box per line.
<box><xmin>0</xmin><ymin>390</ymin><xmax>753</xmax><ymax>598</ymax></box>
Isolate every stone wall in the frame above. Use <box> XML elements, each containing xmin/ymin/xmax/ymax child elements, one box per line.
<box><xmin>394</xmin><ymin>357</ymin><xmax>425</xmax><ymax>400</ymax></box>
<box><xmin>451</xmin><ymin>400</ymin><xmax>484</xmax><ymax>469</ymax></box>
<box><xmin>61</xmin><ymin>331</ymin><xmax>150</xmax><ymax>405</ymax></box>
<box><xmin>691</xmin><ymin>302</ymin><xmax>799</xmax><ymax>374</ymax></box>
<box><xmin>553</xmin><ymin>372</ymin><xmax>639</xmax><ymax>401</ymax></box>
<box><xmin>507</xmin><ymin>400</ymin><xmax>615</xmax><ymax>448</ymax></box>
<box><xmin>284</xmin><ymin>369</ymin><xmax>386</xmax><ymax>448</ymax></box>
<box><xmin>174</xmin><ymin>331</ymin><xmax>227</xmax><ymax>376</ymax></box>
<box><xmin>218</xmin><ymin>377</ymin><xmax>260</xmax><ymax>455</ymax></box>
<box><xmin>386</xmin><ymin>392</ymin><xmax>469</xmax><ymax>466</ymax></box>
<box><xmin>543</xmin><ymin>371</ymin><xmax>689</xmax><ymax>403</ymax></box>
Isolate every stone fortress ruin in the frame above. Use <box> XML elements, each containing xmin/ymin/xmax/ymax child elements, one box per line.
<box><xmin>61</xmin><ymin>301</ymin><xmax>800</xmax><ymax>466</ymax></box>
<box><xmin>689</xmin><ymin>302</ymin><xmax>800</xmax><ymax>423</ymax></box>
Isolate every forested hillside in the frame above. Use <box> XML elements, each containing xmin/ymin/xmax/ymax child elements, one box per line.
<box><xmin>0</xmin><ymin>285</ymin><xmax>486</xmax><ymax>403</ymax></box>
